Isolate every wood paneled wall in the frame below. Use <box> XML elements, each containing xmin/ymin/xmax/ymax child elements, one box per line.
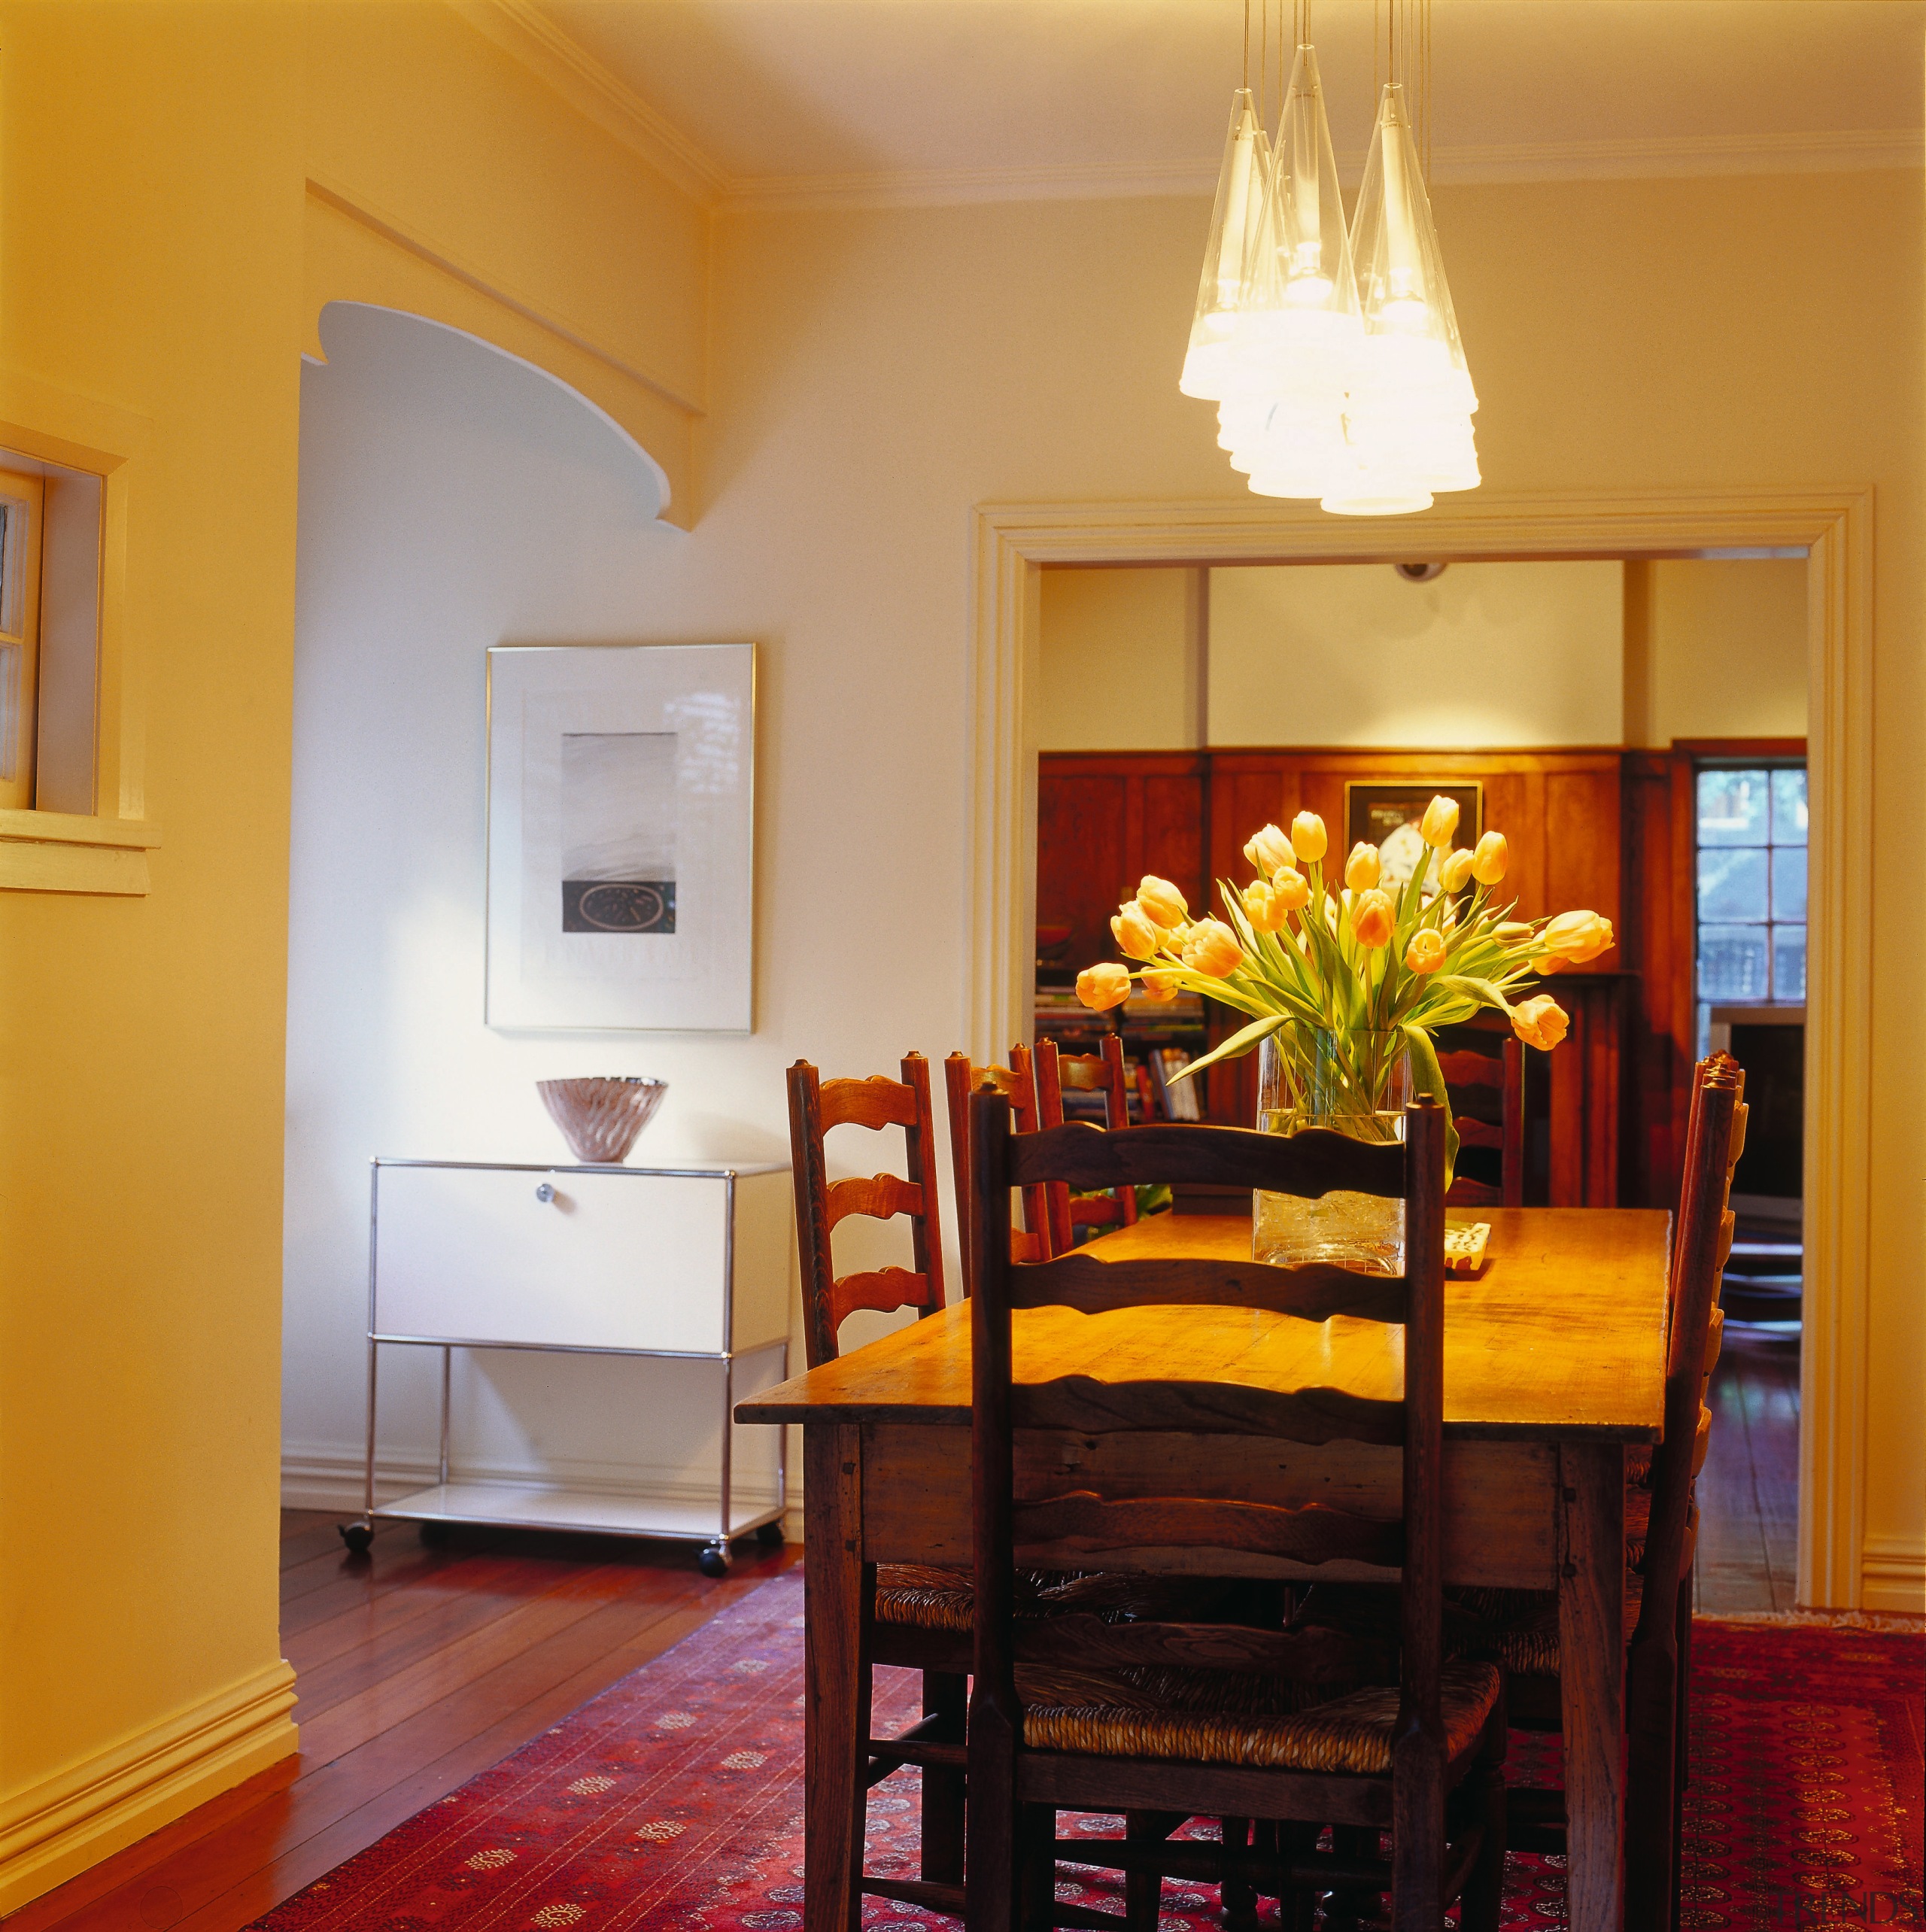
<box><xmin>1040</xmin><ymin>747</ymin><xmax>1630</xmax><ymax>1203</ymax></box>
<box><xmin>1040</xmin><ymin>740</ymin><xmax>1804</xmax><ymax>1210</ymax></box>
<box><xmin>1035</xmin><ymin>754</ymin><xmax>1208</xmax><ymax>976</ymax></box>
<box><xmin>1621</xmin><ymin>750</ymin><xmax>1697</xmax><ymax>1213</ymax></box>
<box><xmin>1205</xmin><ymin>749</ymin><xmax>1623</xmax><ymax>933</ymax></box>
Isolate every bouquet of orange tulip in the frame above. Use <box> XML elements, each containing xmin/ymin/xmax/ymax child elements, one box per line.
<box><xmin>1074</xmin><ymin>794</ymin><xmax>1615</xmax><ymax>1183</ymax></box>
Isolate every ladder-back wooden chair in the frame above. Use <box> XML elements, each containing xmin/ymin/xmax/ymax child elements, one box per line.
<box><xmin>964</xmin><ymin>1092</ymin><xmax>1506</xmax><ymax>1932</ymax></box>
<box><xmin>943</xmin><ymin>1046</ymin><xmax>1056</xmax><ymax>1286</ymax></box>
<box><xmin>786</xmin><ymin>1053</ymin><xmax>968</xmax><ymax>1897</ymax></box>
<box><xmin>1437</xmin><ymin>1038</ymin><xmax>1524</xmax><ymax>1209</ymax></box>
<box><xmin>1033</xmin><ymin>1034</ymin><xmax>1139</xmax><ymax>1251</ymax></box>
<box><xmin>1440</xmin><ymin>1055</ymin><xmax>1745</xmax><ymax>1929</ymax></box>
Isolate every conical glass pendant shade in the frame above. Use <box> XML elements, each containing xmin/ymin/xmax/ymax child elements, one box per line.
<box><xmin>1347</xmin><ymin>82</ymin><xmax>1469</xmax><ymax>390</ymax></box>
<box><xmin>1179</xmin><ymin>91</ymin><xmax>1277</xmax><ymax>400</ymax></box>
<box><xmin>1270</xmin><ymin>47</ymin><xmax>1360</xmax><ymax>346</ymax></box>
<box><xmin>1323</xmin><ymin>80</ymin><xmax>1480</xmax><ymax>513</ymax></box>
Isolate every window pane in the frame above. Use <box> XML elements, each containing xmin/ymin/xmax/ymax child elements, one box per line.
<box><xmin>1773</xmin><ymin>924</ymin><xmax>1807</xmax><ymax>1002</ymax></box>
<box><xmin>1697</xmin><ymin>768</ymin><xmax>1770</xmax><ymax>846</ymax></box>
<box><xmin>1772</xmin><ymin>846</ymin><xmax>1808</xmax><ymax>922</ymax></box>
<box><xmin>1698</xmin><ymin>846</ymin><xmax>1770</xmax><ymax>923</ymax></box>
<box><xmin>1699</xmin><ymin>925</ymin><xmax>1770</xmax><ymax>1002</ymax></box>
<box><xmin>1771</xmin><ymin>767</ymin><xmax>1808</xmax><ymax>846</ymax></box>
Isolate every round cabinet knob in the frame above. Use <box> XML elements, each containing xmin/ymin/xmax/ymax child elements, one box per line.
<box><xmin>535</xmin><ymin>1183</ymin><xmax>555</xmax><ymax>1204</ymax></box>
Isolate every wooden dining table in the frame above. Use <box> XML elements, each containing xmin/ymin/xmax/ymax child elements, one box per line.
<box><xmin>736</xmin><ymin>1204</ymin><xmax>1671</xmax><ymax>1932</ymax></box>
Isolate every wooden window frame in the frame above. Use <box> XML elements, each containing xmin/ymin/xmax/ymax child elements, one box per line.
<box><xmin>0</xmin><ymin>369</ymin><xmax>160</xmax><ymax>894</ymax></box>
<box><xmin>0</xmin><ymin>465</ymin><xmax>46</xmax><ymax>811</ymax></box>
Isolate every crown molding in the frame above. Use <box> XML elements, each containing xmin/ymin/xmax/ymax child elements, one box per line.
<box><xmin>451</xmin><ymin>5</ymin><xmax>1919</xmax><ymax>217</ymax></box>
<box><xmin>724</xmin><ymin>125</ymin><xmax>1921</xmax><ymax>213</ymax></box>
<box><xmin>1433</xmin><ymin>125</ymin><xmax>1923</xmax><ymax>186</ymax></box>
<box><xmin>456</xmin><ymin>0</ymin><xmax>729</xmax><ymax>207</ymax></box>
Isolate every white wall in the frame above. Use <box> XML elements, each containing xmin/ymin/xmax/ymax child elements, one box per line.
<box><xmin>284</xmin><ymin>305</ymin><xmax>788</xmax><ymax>1511</ymax></box>
<box><xmin>1207</xmin><ymin>560</ymin><xmax>1625</xmax><ymax>746</ymax></box>
<box><xmin>1037</xmin><ymin>557</ymin><xmax>1807</xmax><ymax>753</ymax></box>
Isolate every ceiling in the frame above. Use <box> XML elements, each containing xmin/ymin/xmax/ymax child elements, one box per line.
<box><xmin>512</xmin><ymin>0</ymin><xmax>1926</xmax><ymax>208</ymax></box>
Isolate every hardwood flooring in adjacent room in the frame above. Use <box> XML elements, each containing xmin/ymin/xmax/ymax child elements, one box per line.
<box><xmin>9</xmin><ymin>1512</ymin><xmax>795</xmax><ymax>1932</ymax></box>
<box><xmin>1696</xmin><ymin>1328</ymin><xmax>1802</xmax><ymax>1613</ymax></box>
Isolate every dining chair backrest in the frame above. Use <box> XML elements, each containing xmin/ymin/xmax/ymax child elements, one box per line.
<box><xmin>1031</xmin><ymin>1034</ymin><xmax>1138</xmax><ymax>1250</ymax></box>
<box><xmin>943</xmin><ymin>1049</ymin><xmax>1055</xmax><ymax>1286</ymax></box>
<box><xmin>1436</xmin><ymin>1037</ymin><xmax>1524</xmax><ymax>1209</ymax></box>
<box><xmin>787</xmin><ymin>1054</ymin><xmax>947</xmax><ymax>1368</ymax></box>
<box><xmin>1621</xmin><ymin>1052</ymin><xmax>1745</xmax><ymax>1930</ymax></box>
<box><xmin>967</xmin><ymin>1095</ymin><xmax>1450</xmax><ymax>1745</ymax></box>
<box><xmin>1636</xmin><ymin>1051</ymin><xmax>1746</xmax><ymax>1634</ymax></box>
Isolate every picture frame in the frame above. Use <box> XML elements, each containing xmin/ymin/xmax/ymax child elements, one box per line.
<box><xmin>485</xmin><ymin>642</ymin><xmax>755</xmax><ymax>1032</ymax></box>
<box><xmin>1344</xmin><ymin>779</ymin><xmax>1482</xmax><ymax>899</ymax></box>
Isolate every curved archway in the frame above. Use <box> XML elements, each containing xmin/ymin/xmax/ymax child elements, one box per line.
<box><xmin>308</xmin><ymin>300</ymin><xmax>673</xmax><ymax>523</ymax></box>
<box><xmin>302</xmin><ymin>180</ymin><xmax>697</xmax><ymax>527</ymax></box>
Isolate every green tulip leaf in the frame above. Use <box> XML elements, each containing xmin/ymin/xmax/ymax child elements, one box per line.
<box><xmin>1168</xmin><ymin>1011</ymin><xmax>1293</xmax><ymax>1082</ymax></box>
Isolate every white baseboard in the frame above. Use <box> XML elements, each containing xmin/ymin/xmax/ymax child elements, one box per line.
<box><xmin>1861</xmin><ymin>1533</ymin><xmax>1926</xmax><ymax>1613</ymax></box>
<box><xmin>0</xmin><ymin>1661</ymin><xmax>297</xmax><ymax>1915</ymax></box>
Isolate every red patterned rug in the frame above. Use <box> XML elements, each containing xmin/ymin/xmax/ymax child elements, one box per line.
<box><xmin>253</xmin><ymin>1572</ymin><xmax>1921</xmax><ymax>1932</ymax></box>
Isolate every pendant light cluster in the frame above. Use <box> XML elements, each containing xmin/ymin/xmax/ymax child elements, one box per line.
<box><xmin>1180</xmin><ymin>0</ymin><xmax>1477</xmax><ymax>517</ymax></box>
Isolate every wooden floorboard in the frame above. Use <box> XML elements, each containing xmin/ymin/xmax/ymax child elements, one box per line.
<box><xmin>8</xmin><ymin>1518</ymin><xmax>795</xmax><ymax>1932</ymax></box>
<box><xmin>1695</xmin><ymin>1329</ymin><xmax>1800</xmax><ymax>1614</ymax></box>
<box><xmin>14</xmin><ymin>1341</ymin><xmax>1803</xmax><ymax>1932</ymax></box>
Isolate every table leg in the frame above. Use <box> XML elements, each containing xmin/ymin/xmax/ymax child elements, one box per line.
<box><xmin>805</xmin><ymin>1424</ymin><xmax>864</xmax><ymax>1932</ymax></box>
<box><xmin>1560</xmin><ymin>1441</ymin><xmax>1625</xmax><ymax>1932</ymax></box>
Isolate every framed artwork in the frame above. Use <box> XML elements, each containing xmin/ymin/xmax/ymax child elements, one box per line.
<box><xmin>1344</xmin><ymin>780</ymin><xmax>1482</xmax><ymax>900</ymax></box>
<box><xmin>485</xmin><ymin>643</ymin><xmax>755</xmax><ymax>1031</ymax></box>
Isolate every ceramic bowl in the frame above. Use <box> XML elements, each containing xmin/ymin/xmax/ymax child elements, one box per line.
<box><xmin>536</xmin><ymin>1077</ymin><xmax>668</xmax><ymax>1165</ymax></box>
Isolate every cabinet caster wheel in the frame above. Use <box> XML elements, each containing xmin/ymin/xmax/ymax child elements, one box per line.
<box><xmin>418</xmin><ymin>1520</ymin><xmax>451</xmax><ymax>1547</ymax></box>
<box><xmin>697</xmin><ymin>1542</ymin><xmax>733</xmax><ymax>1578</ymax></box>
<box><xmin>339</xmin><ymin>1522</ymin><xmax>373</xmax><ymax>1555</ymax></box>
<box><xmin>755</xmin><ymin>1520</ymin><xmax>785</xmax><ymax>1548</ymax></box>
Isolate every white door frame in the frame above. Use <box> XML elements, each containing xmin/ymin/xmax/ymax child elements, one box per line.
<box><xmin>966</xmin><ymin>485</ymin><xmax>1873</xmax><ymax>1608</ymax></box>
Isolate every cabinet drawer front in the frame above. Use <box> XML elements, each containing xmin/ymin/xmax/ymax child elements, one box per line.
<box><xmin>375</xmin><ymin>1167</ymin><xmax>729</xmax><ymax>1353</ymax></box>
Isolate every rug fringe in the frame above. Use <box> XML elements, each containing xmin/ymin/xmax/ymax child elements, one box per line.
<box><xmin>1698</xmin><ymin>1607</ymin><xmax>1924</xmax><ymax>1632</ymax></box>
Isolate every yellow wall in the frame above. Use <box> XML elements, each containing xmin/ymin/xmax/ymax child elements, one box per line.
<box><xmin>0</xmin><ymin>3</ymin><xmax>709</xmax><ymax>1909</ymax></box>
<box><xmin>0</xmin><ymin>6</ymin><xmax>1918</xmax><ymax>1912</ymax></box>
<box><xmin>696</xmin><ymin>172</ymin><xmax>1919</xmax><ymax>1609</ymax></box>
<box><xmin>1647</xmin><ymin>557</ymin><xmax>1809</xmax><ymax>745</ymax></box>
<box><xmin>1037</xmin><ymin>567</ymin><xmax>1201</xmax><ymax>750</ymax></box>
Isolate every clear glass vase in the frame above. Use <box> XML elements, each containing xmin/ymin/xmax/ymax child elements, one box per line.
<box><xmin>1253</xmin><ymin>1028</ymin><xmax>1410</xmax><ymax>1274</ymax></box>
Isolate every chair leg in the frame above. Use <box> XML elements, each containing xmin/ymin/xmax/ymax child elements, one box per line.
<box><xmin>1625</xmin><ymin>1605</ymin><xmax>1681</xmax><ymax>1932</ymax></box>
<box><xmin>1323</xmin><ymin>1825</ymin><xmax>1381</xmax><ymax>1930</ymax></box>
<box><xmin>1672</xmin><ymin>1572</ymin><xmax>1693</xmax><ymax>1932</ymax></box>
<box><xmin>1123</xmin><ymin>1809</ymin><xmax>1182</xmax><ymax>1932</ymax></box>
<box><xmin>849</xmin><ymin>1646</ymin><xmax>875</xmax><ymax>1932</ymax></box>
<box><xmin>1019</xmin><ymin>1803</ymin><xmax>1057</xmax><ymax>1932</ymax></box>
<box><xmin>1219</xmin><ymin>1816</ymin><xmax>1258</xmax><ymax>1932</ymax></box>
<box><xmin>1278</xmin><ymin>1823</ymin><xmax>1322</xmax><ymax>1932</ymax></box>
<box><xmin>1390</xmin><ymin>1733</ymin><xmax>1445</xmax><ymax>1932</ymax></box>
<box><xmin>967</xmin><ymin>1694</ymin><xmax>1020</xmax><ymax>1932</ymax></box>
<box><xmin>920</xmin><ymin>1669</ymin><xmax>967</xmax><ymax>1886</ymax></box>
<box><xmin>1458</xmin><ymin>1715</ymin><xmax>1508</xmax><ymax>1932</ymax></box>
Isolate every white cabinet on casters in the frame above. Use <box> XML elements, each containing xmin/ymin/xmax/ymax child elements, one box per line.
<box><xmin>341</xmin><ymin>1158</ymin><xmax>793</xmax><ymax>1576</ymax></box>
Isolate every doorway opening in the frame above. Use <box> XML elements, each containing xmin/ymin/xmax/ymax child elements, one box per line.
<box><xmin>1028</xmin><ymin>550</ymin><xmax>1808</xmax><ymax>1612</ymax></box>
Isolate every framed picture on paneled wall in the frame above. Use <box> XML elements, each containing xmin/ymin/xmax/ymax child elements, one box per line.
<box><xmin>485</xmin><ymin>642</ymin><xmax>755</xmax><ymax>1031</ymax></box>
<box><xmin>1344</xmin><ymin>781</ymin><xmax>1481</xmax><ymax>898</ymax></box>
